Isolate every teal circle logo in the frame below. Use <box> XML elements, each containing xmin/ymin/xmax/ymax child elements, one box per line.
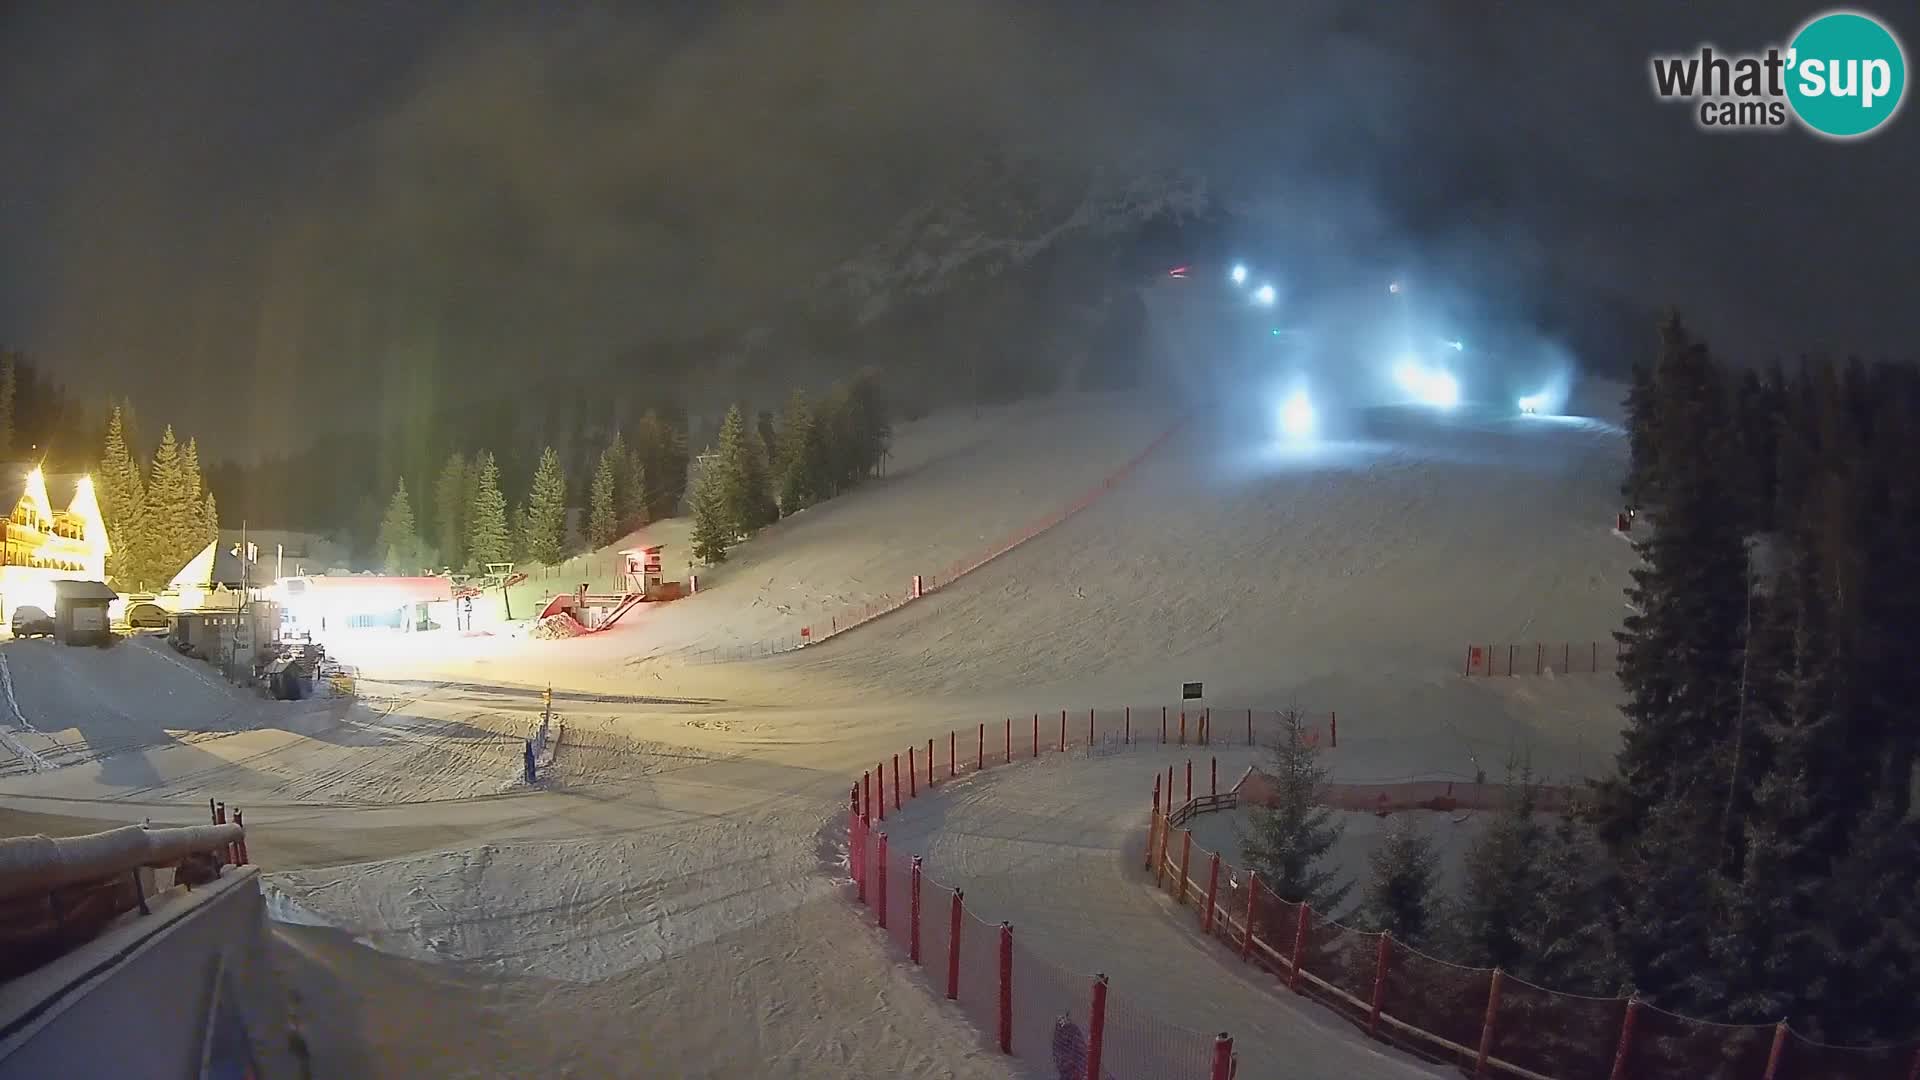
<box><xmin>1786</xmin><ymin>11</ymin><xmax>1907</xmax><ymax>138</ymax></box>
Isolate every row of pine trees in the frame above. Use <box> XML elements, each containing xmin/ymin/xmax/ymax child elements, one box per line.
<box><xmin>376</xmin><ymin>411</ymin><xmax>690</xmax><ymax>574</ymax></box>
<box><xmin>1245</xmin><ymin>318</ymin><xmax>1920</xmax><ymax>1048</ymax></box>
<box><xmin>97</xmin><ymin>407</ymin><xmax>222</xmax><ymax>591</ymax></box>
<box><xmin>689</xmin><ymin>370</ymin><xmax>892</xmax><ymax>563</ymax></box>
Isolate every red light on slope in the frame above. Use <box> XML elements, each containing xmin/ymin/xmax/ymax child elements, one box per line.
<box><xmin>1167</xmin><ymin>265</ymin><xmax>1189</xmax><ymax>278</ymax></box>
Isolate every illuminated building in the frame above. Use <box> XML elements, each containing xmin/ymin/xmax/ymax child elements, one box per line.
<box><xmin>1</xmin><ymin>466</ymin><xmax>109</xmax><ymax>622</ymax></box>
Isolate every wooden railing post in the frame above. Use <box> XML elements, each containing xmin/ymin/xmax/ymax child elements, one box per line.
<box><xmin>1474</xmin><ymin>970</ymin><xmax>1505</xmax><ymax>1077</ymax></box>
<box><xmin>1608</xmin><ymin>998</ymin><xmax>1640</xmax><ymax>1080</ymax></box>
<box><xmin>1202</xmin><ymin>853</ymin><xmax>1221</xmax><ymax>933</ymax></box>
<box><xmin>1242</xmin><ymin>872</ymin><xmax>1260</xmax><ymax>962</ymax></box>
<box><xmin>1086</xmin><ymin>974</ymin><xmax>1110</xmax><ymax>1080</ymax></box>
<box><xmin>1289</xmin><ymin>903</ymin><xmax>1311</xmax><ymax>991</ymax></box>
<box><xmin>1763</xmin><ymin>1021</ymin><xmax>1790</xmax><ymax>1080</ymax></box>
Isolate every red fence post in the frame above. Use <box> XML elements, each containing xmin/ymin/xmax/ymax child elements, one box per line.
<box><xmin>977</xmin><ymin>723</ymin><xmax>984</xmax><ymax>770</ymax></box>
<box><xmin>1059</xmin><ymin>709</ymin><xmax>1067</xmax><ymax>753</ymax></box>
<box><xmin>1185</xmin><ymin>759</ymin><xmax>1193</xmax><ymax>803</ymax></box>
<box><xmin>1243</xmin><ymin>872</ymin><xmax>1260</xmax><ymax>961</ymax></box>
<box><xmin>862</xmin><ymin>772</ymin><xmax>872</xmax><ymax>826</ymax></box>
<box><xmin>1089</xmin><ymin>707</ymin><xmax>1095</xmax><ymax>749</ymax></box>
<box><xmin>1507</xmin><ymin>643</ymin><xmax>1514</xmax><ymax>676</ymax></box>
<box><xmin>1156</xmin><ymin>812</ymin><xmax>1172</xmax><ymax>888</ymax></box>
<box><xmin>1086</xmin><ymin>975</ymin><xmax>1110</xmax><ymax>1080</ymax></box>
<box><xmin>998</xmin><ymin>923</ymin><xmax>1013</xmax><ymax>1055</ymax></box>
<box><xmin>1763</xmin><ymin>1021</ymin><xmax>1790</xmax><ymax>1080</ymax></box>
<box><xmin>1178</xmin><ymin>831</ymin><xmax>1193</xmax><ymax>905</ymax></box>
<box><xmin>1608</xmin><ymin>999</ymin><xmax>1640</xmax><ymax>1080</ymax></box>
<box><xmin>1536</xmin><ymin>642</ymin><xmax>1543</xmax><ymax>674</ymax></box>
<box><xmin>1563</xmin><ymin>641</ymin><xmax>1570</xmax><ymax>671</ymax></box>
<box><xmin>1210</xmin><ymin>1033</ymin><xmax>1233</xmax><ymax>1080</ymax></box>
<box><xmin>1370</xmin><ymin>934</ymin><xmax>1391</xmax><ymax>1036</ymax></box>
<box><xmin>876</xmin><ymin>764</ymin><xmax>886</xmax><ymax>821</ymax></box>
<box><xmin>1032</xmin><ymin>714</ymin><xmax>1039</xmax><ymax>757</ymax></box>
<box><xmin>876</xmin><ymin>833</ymin><xmax>890</xmax><ymax>929</ymax></box>
<box><xmin>1592</xmin><ymin>640</ymin><xmax>1598</xmax><ymax>672</ymax></box>
<box><xmin>1290</xmin><ymin>903</ymin><xmax>1311</xmax><ymax>991</ymax></box>
<box><xmin>1330</xmin><ymin>710</ymin><xmax>1338</xmax><ymax>748</ymax></box>
<box><xmin>893</xmin><ymin>753</ymin><xmax>902</xmax><ymax>811</ymax></box>
<box><xmin>1162</xmin><ymin>706</ymin><xmax>1168</xmax><ymax>744</ymax></box>
<box><xmin>950</xmin><ymin>731</ymin><xmax>956</xmax><ymax>777</ymax></box>
<box><xmin>1211</xmin><ymin>756</ymin><xmax>1218</xmax><ymax>797</ymax></box>
<box><xmin>1146</xmin><ymin>780</ymin><xmax>1161</xmax><ymax>871</ymax></box>
<box><xmin>1474</xmin><ymin>969</ymin><xmax>1505</xmax><ymax>1078</ymax></box>
<box><xmin>1001</xmin><ymin>717</ymin><xmax>1008</xmax><ymax>764</ymax></box>
<box><xmin>1180</xmin><ymin>710</ymin><xmax>1187</xmax><ymax>745</ymax></box>
<box><xmin>908</xmin><ymin>747</ymin><xmax>917</xmax><ymax>798</ymax></box>
<box><xmin>1167</xmin><ymin>765</ymin><xmax>1175</xmax><ymax>810</ymax></box>
<box><xmin>910</xmin><ymin>856</ymin><xmax>923</xmax><ymax>965</ymax></box>
<box><xmin>928</xmin><ymin>738</ymin><xmax>935</xmax><ymax>788</ymax></box>
<box><xmin>1125</xmin><ymin>706</ymin><xmax>1131</xmax><ymax>744</ymax></box>
<box><xmin>947</xmin><ymin>889</ymin><xmax>963</xmax><ymax>1000</ymax></box>
<box><xmin>1465</xmin><ymin>644</ymin><xmax>1473</xmax><ymax>676</ymax></box>
<box><xmin>1203</xmin><ymin>853</ymin><xmax>1221</xmax><ymax>934</ymax></box>
<box><xmin>1247</xmin><ymin>708</ymin><xmax>1253</xmax><ymax>746</ymax></box>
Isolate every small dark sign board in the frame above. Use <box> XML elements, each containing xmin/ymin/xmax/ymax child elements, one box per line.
<box><xmin>1181</xmin><ymin>682</ymin><xmax>1203</xmax><ymax>701</ymax></box>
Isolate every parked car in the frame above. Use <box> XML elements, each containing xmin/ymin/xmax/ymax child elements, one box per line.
<box><xmin>126</xmin><ymin>602</ymin><xmax>171</xmax><ymax>630</ymax></box>
<box><xmin>10</xmin><ymin>605</ymin><xmax>54</xmax><ymax>638</ymax></box>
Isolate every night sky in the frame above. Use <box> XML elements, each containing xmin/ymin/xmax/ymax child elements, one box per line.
<box><xmin>2</xmin><ymin>3</ymin><xmax>1914</xmax><ymax>455</ymax></box>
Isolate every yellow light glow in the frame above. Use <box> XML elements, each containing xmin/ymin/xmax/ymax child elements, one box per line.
<box><xmin>22</xmin><ymin>467</ymin><xmax>53</xmax><ymax>527</ymax></box>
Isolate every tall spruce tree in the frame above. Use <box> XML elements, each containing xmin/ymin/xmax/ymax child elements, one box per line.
<box><xmin>620</xmin><ymin>447</ymin><xmax>650</xmax><ymax>532</ymax></box>
<box><xmin>635</xmin><ymin>410</ymin><xmax>689</xmax><ymax>518</ymax></box>
<box><xmin>1817</xmin><ymin>790</ymin><xmax>1920</xmax><ymax>1044</ymax></box>
<box><xmin>99</xmin><ymin>406</ymin><xmax>147</xmax><ymax>588</ymax></box>
<box><xmin>1599</xmin><ymin>316</ymin><xmax>1751</xmax><ymax>852</ymax></box>
<box><xmin>181</xmin><ymin>437</ymin><xmax>206</xmax><ymax>550</ymax></box>
<box><xmin>588</xmin><ymin>446</ymin><xmax>619</xmax><ymax>548</ymax></box>
<box><xmin>713</xmin><ymin>405</ymin><xmax>775</xmax><ymax>535</ymax></box>
<box><xmin>378</xmin><ymin>478</ymin><xmax>420</xmax><ymax>573</ymax></box>
<box><xmin>1239</xmin><ymin>710</ymin><xmax>1349</xmax><ymax>911</ymax></box>
<box><xmin>524</xmin><ymin>446</ymin><xmax>568</xmax><ymax>564</ymax></box>
<box><xmin>688</xmin><ymin>459</ymin><xmax>732</xmax><ymax>564</ymax></box>
<box><xmin>1361</xmin><ymin>817</ymin><xmax>1440</xmax><ymax>947</ymax></box>
<box><xmin>465</xmin><ymin>451</ymin><xmax>510</xmax><ymax>570</ymax></box>
<box><xmin>202</xmin><ymin>492</ymin><xmax>219</xmax><ymax>553</ymax></box>
<box><xmin>434</xmin><ymin>452</ymin><xmax>467</xmax><ymax>572</ymax></box>
<box><xmin>145</xmin><ymin>426</ymin><xmax>195</xmax><ymax>582</ymax></box>
<box><xmin>1617</xmin><ymin>796</ymin><xmax>1724</xmax><ymax>1014</ymax></box>
<box><xmin>776</xmin><ymin>389</ymin><xmax>826</xmax><ymax>513</ymax></box>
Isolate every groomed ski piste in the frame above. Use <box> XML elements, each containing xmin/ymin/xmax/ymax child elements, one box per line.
<box><xmin>0</xmin><ymin>381</ymin><xmax>1638</xmax><ymax>1078</ymax></box>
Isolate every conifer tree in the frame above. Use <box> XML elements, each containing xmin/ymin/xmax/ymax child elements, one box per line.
<box><xmin>378</xmin><ymin>478</ymin><xmax>420</xmax><ymax>573</ymax></box>
<box><xmin>1239</xmin><ymin>710</ymin><xmax>1349</xmax><ymax>912</ymax></box>
<box><xmin>1520</xmin><ymin>815</ymin><xmax>1623</xmax><ymax>994</ymax></box>
<box><xmin>713</xmin><ymin>405</ymin><xmax>775</xmax><ymax>535</ymax></box>
<box><xmin>620</xmin><ymin>447</ymin><xmax>650</xmax><ymax>531</ymax></box>
<box><xmin>1451</xmin><ymin>768</ymin><xmax>1547</xmax><ymax>971</ymax></box>
<box><xmin>465</xmin><ymin>451</ymin><xmax>510</xmax><ymax>570</ymax></box>
<box><xmin>635</xmin><ymin>409</ymin><xmax>689</xmax><ymax>518</ymax></box>
<box><xmin>182</xmin><ymin>436</ymin><xmax>206</xmax><ymax>549</ymax></box>
<box><xmin>99</xmin><ymin>406</ymin><xmax>147</xmax><ymax>588</ymax></box>
<box><xmin>1817</xmin><ymin>791</ymin><xmax>1920</xmax><ymax>1044</ymax></box>
<box><xmin>434</xmin><ymin>452</ymin><xmax>467</xmax><ymax>572</ymax></box>
<box><xmin>202</xmin><ymin>491</ymin><xmax>219</xmax><ymax>553</ymax></box>
<box><xmin>776</xmin><ymin>389</ymin><xmax>826</xmax><ymax>513</ymax></box>
<box><xmin>145</xmin><ymin>425</ymin><xmax>194</xmax><ymax>582</ymax></box>
<box><xmin>588</xmin><ymin>447</ymin><xmax>618</xmax><ymax>549</ymax></box>
<box><xmin>688</xmin><ymin>459</ymin><xmax>732</xmax><ymax>564</ymax></box>
<box><xmin>756</xmin><ymin>409</ymin><xmax>779</xmax><ymax>473</ymax></box>
<box><xmin>524</xmin><ymin>446</ymin><xmax>568</xmax><ymax>564</ymax></box>
<box><xmin>1599</xmin><ymin>316</ymin><xmax>1750</xmax><ymax>852</ymax></box>
<box><xmin>1616</xmin><ymin>796</ymin><xmax>1723</xmax><ymax>1014</ymax></box>
<box><xmin>1362</xmin><ymin>817</ymin><xmax>1440</xmax><ymax>946</ymax></box>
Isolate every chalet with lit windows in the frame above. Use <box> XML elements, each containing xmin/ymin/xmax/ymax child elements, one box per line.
<box><xmin>1</xmin><ymin>465</ymin><xmax>109</xmax><ymax>621</ymax></box>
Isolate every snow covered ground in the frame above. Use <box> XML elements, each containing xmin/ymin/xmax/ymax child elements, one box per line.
<box><xmin>0</xmin><ymin>384</ymin><xmax>1638</xmax><ymax>1078</ymax></box>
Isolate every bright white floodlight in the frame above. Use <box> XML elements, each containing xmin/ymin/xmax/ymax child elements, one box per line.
<box><xmin>1253</xmin><ymin>283</ymin><xmax>1277</xmax><ymax>306</ymax></box>
<box><xmin>1230</xmin><ymin>264</ymin><xmax>1248</xmax><ymax>285</ymax></box>
<box><xmin>1444</xmin><ymin>339</ymin><xmax>1465</xmax><ymax>352</ymax></box>
<box><xmin>1518</xmin><ymin>392</ymin><xmax>1547</xmax><ymax>415</ymax></box>
<box><xmin>1279</xmin><ymin>389</ymin><xmax>1316</xmax><ymax>440</ymax></box>
<box><xmin>1394</xmin><ymin>359</ymin><xmax>1461</xmax><ymax>409</ymax></box>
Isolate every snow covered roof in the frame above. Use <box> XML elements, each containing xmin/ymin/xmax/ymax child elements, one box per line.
<box><xmin>51</xmin><ymin>579</ymin><xmax>118</xmax><ymax>602</ymax></box>
<box><xmin>0</xmin><ymin>463</ymin><xmax>89</xmax><ymax>519</ymax></box>
<box><xmin>280</xmin><ymin>575</ymin><xmax>452</xmax><ymax>605</ymax></box>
